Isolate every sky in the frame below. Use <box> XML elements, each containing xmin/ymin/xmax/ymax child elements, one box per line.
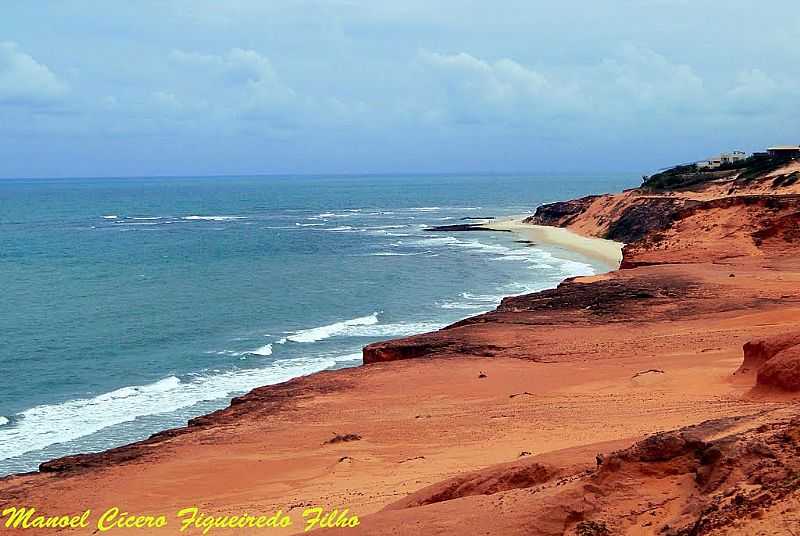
<box><xmin>1</xmin><ymin>1</ymin><xmax>799</xmax><ymax>178</ymax></box>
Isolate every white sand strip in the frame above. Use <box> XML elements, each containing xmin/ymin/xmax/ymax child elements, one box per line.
<box><xmin>482</xmin><ymin>217</ymin><xmax>623</xmax><ymax>269</ymax></box>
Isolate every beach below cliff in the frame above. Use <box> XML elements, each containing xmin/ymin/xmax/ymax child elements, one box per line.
<box><xmin>3</xmin><ymin>165</ymin><xmax>800</xmax><ymax>535</ymax></box>
<box><xmin>482</xmin><ymin>216</ymin><xmax>624</xmax><ymax>268</ymax></box>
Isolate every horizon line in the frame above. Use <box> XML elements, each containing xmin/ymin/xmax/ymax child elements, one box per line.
<box><xmin>0</xmin><ymin>169</ymin><xmax>644</xmax><ymax>181</ymax></box>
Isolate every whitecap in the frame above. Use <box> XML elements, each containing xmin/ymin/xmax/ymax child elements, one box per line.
<box><xmin>102</xmin><ymin>215</ymin><xmax>118</xmax><ymax>219</ymax></box>
<box><xmin>461</xmin><ymin>292</ymin><xmax>502</xmax><ymax>302</ymax></box>
<box><xmin>247</xmin><ymin>344</ymin><xmax>273</xmax><ymax>356</ymax></box>
<box><xmin>369</xmin><ymin>252</ymin><xmax>422</xmax><ymax>256</ymax></box>
<box><xmin>338</xmin><ymin>321</ymin><xmax>444</xmax><ymax>338</ymax></box>
<box><xmin>0</xmin><ymin>353</ymin><xmax>371</xmax><ymax>462</ymax></box>
<box><xmin>0</xmin><ymin>416</ymin><xmax>9</xmax><ymax>427</ymax></box>
<box><xmin>286</xmin><ymin>313</ymin><xmax>380</xmax><ymax>343</ymax></box>
<box><xmin>439</xmin><ymin>301</ymin><xmax>488</xmax><ymax>310</ymax></box>
<box><xmin>332</xmin><ymin>352</ymin><xmax>363</xmax><ymax>363</ymax></box>
<box><xmin>315</xmin><ymin>212</ymin><xmax>355</xmax><ymax>218</ymax></box>
<box><xmin>408</xmin><ymin>236</ymin><xmax>461</xmax><ymax>246</ymax></box>
<box><xmin>182</xmin><ymin>215</ymin><xmax>246</xmax><ymax>221</ymax></box>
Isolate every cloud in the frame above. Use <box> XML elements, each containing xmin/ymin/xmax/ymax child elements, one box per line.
<box><xmin>168</xmin><ymin>48</ymin><xmax>300</xmax><ymax>123</ymax></box>
<box><xmin>0</xmin><ymin>42</ymin><xmax>68</xmax><ymax>107</ymax></box>
<box><xmin>417</xmin><ymin>45</ymin><xmax>718</xmax><ymax>128</ymax></box>
<box><xmin>721</xmin><ymin>69</ymin><xmax>798</xmax><ymax>116</ymax></box>
<box><xmin>4</xmin><ymin>0</ymin><xmax>800</xmax><ymax>178</ymax></box>
<box><xmin>597</xmin><ymin>44</ymin><xmax>706</xmax><ymax>112</ymax></box>
<box><xmin>418</xmin><ymin>50</ymin><xmax>584</xmax><ymax>125</ymax></box>
<box><xmin>165</xmin><ymin>47</ymin><xmax>374</xmax><ymax>128</ymax></box>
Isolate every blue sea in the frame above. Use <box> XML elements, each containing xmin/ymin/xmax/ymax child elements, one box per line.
<box><xmin>0</xmin><ymin>174</ymin><xmax>636</xmax><ymax>475</ymax></box>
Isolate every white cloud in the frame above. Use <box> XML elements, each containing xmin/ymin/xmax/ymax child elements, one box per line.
<box><xmin>721</xmin><ymin>68</ymin><xmax>797</xmax><ymax>115</ymax></box>
<box><xmin>597</xmin><ymin>44</ymin><xmax>705</xmax><ymax>111</ymax></box>
<box><xmin>169</xmin><ymin>48</ymin><xmax>298</xmax><ymax>122</ymax></box>
<box><xmin>418</xmin><ymin>50</ymin><xmax>584</xmax><ymax>124</ymax></box>
<box><xmin>417</xmin><ymin>46</ymin><xmax>715</xmax><ymax>126</ymax></box>
<box><xmin>0</xmin><ymin>42</ymin><xmax>68</xmax><ymax>106</ymax></box>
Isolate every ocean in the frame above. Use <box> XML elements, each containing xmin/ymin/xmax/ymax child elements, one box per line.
<box><xmin>0</xmin><ymin>173</ymin><xmax>636</xmax><ymax>475</ymax></box>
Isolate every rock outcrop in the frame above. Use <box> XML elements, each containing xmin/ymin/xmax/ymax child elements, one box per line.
<box><xmin>758</xmin><ymin>345</ymin><xmax>800</xmax><ymax>391</ymax></box>
<box><xmin>738</xmin><ymin>332</ymin><xmax>800</xmax><ymax>375</ymax></box>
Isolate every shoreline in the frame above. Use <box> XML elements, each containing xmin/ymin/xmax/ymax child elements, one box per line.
<box><xmin>3</xmin><ymin>170</ymin><xmax>800</xmax><ymax>535</ymax></box>
<box><xmin>481</xmin><ymin>215</ymin><xmax>624</xmax><ymax>270</ymax></box>
<box><xmin>0</xmin><ymin>215</ymin><xmax>610</xmax><ymax>478</ymax></box>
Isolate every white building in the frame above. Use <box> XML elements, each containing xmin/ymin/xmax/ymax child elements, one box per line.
<box><xmin>697</xmin><ymin>151</ymin><xmax>748</xmax><ymax>169</ymax></box>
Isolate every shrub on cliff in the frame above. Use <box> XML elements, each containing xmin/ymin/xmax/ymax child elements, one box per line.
<box><xmin>642</xmin><ymin>154</ymin><xmax>795</xmax><ymax>191</ymax></box>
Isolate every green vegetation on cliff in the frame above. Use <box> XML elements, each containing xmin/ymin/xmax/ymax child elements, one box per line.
<box><xmin>642</xmin><ymin>153</ymin><xmax>796</xmax><ymax>191</ymax></box>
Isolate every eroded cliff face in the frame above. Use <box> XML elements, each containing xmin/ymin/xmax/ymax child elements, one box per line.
<box><xmin>524</xmin><ymin>165</ymin><xmax>800</xmax><ymax>267</ymax></box>
<box><xmin>364</xmin><ymin>163</ymin><xmax>800</xmax><ymax>365</ymax></box>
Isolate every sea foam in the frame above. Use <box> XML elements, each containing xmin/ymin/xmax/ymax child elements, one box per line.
<box><xmin>0</xmin><ymin>351</ymin><xmax>369</xmax><ymax>462</ymax></box>
<box><xmin>286</xmin><ymin>313</ymin><xmax>380</xmax><ymax>343</ymax></box>
<box><xmin>182</xmin><ymin>215</ymin><xmax>246</xmax><ymax>221</ymax></box>
<box><xmin>246</xmin><ymin>344</ymin><xmax>273</xmax><ymax>356</ymax></box>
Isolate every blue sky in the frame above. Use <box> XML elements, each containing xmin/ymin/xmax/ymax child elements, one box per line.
<box><xmin>1</xmin><ymin>1</ymin><xmax>799</xmax><ymax>178</ymax></box>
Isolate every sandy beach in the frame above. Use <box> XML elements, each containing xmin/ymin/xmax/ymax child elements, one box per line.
<box><xmin>482</xmin><ymin>216</ymin><xmax>624</xmax><ymax>269</ymax></box>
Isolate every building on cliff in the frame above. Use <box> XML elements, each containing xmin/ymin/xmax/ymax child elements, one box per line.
<box><xmin>767</xmin><ymin>146</ymin><xmax>800</xmax><ymax>158</ymax></box>
<box><xmin>697</xmin><ymin>151</ymin><xmax>748</xmax><ymax>169</ymax></box>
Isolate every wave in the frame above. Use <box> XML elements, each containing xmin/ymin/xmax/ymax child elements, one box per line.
<box><xmin>369</xmin><ymin>251</ymin><xmax>425</xmax><ymax>256</ymax></box>
<box><xmin>0</xmin><ymin>416</ymin><xmax>9</xmax><ymax>427</ymax></box>
<box><xmin>406</xmin><ymin>236</ymin><xmax>461</xmax><ymax>246</ymax></box>
<box><xmin>461</xmin><ymin>292</ymin><xmax>502</xmax><ymax>302</ymax></box>
<box><xmin>246</xmin><ymin>344</ymin><xmax>273</xmax><ymax>356</ymax></box>
<box><xmin>500</xmin><ymin>281</ymin><xmax>554</xmax><ymax>295</ymax></box>
<box><xmin>182</xmin><ymin>215</ymin><xmax>246</xmax><ymax>221</ymax></box>
<box><xmin>102</xmin><ymin>215</ymin><xmax>118</xmax><ymax>219</ymax></box>
<box><xmin>0</xmin><ymin>351</ymin><xmax>371</xmax><ymax>462</ymax></box>
<box><xmin>438</xmin><ymin>291</ymin><xmax>503</xmax><ymax>311</ymax></box>
<box><xmin>556</xmin><ymin>259</ymin><xmax>595</xmax><ymax>276</ymax></box>
<box><xmin>279</xmin><ymin>313</ymin><xmax>444</xmax><ymax>344</ymax></box>
<box><xmin>404</xmin><ymin>235</ymin><xmax>596</xmax><ymax>277</ymax></box>
<box><xmin>295</xmin><ymin>222</ymin><xmax>324</xmax><ymax>227</ymax></box>
<box><xmin>333</xmin><ymin>352</ymin><xmax>363</xmax><ymax>362</ymax></box>
<box><xmin>314</xmin><ymin>212</ymin><xmax>355</xmax><ymax>218</ymax></box>
<box><xmin>286</xmin><ymin>313</ymin><xmax>380</xmax><ymax>343</ymax></box>
<box><xmin>439</xmin><ymin>301</ymin><xmax>489</xmax><ymax>310</ymax></box>
<box><xmin>338</xmin><ymin>320</ymin><xmax>444</xmax><ymax>338</ymax></box>
<box><xmin>406</xmin><ymin>206</ymin><xmax>481</xmax><ymax>212</ymax></box>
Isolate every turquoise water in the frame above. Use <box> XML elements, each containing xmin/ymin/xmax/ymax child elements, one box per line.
<box><xmin>0</xmin><ymin>174</ymin><xmax>636</xmax><ymax>475</ymax></box>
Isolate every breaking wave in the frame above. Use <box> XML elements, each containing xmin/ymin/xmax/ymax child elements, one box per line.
<box><xmin>285</xmin><ymin>313</ymin><xmax>380</xmax><ymax>343</ymax></box>
<box><xmin>0</xmin><ymin>349</ymin><xmax>369</xmax><ymax>463</ymax></box>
